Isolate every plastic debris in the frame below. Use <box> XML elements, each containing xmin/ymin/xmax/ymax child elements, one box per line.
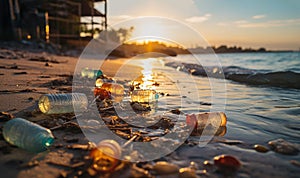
<box><xmin>38</xmin><ymin>93</ymin><xmax>88</xmax><ymax>114</ymax></box>
<box><xmin>213</xmin><ymin>155</ymin><xmax>241</xmax><ymax>173</ymax></box>
<box><xmin>81</xmin><ymin>68</ymin><xmax>103</xmax><ymax>79</ymax></box>
<box><xmin>2</xmin><ymin>118</ymin><xmax>54</xmax><ymax>152</ymax></box>
<box><xmin>89</xmin><ymin>140</ymin><xmax>122</xmax><ymax>172</ymax></box>
<box><xmin>131</xmin><ymin>89</ymin><xmax>159</xmax><ymax>103</ymax></box>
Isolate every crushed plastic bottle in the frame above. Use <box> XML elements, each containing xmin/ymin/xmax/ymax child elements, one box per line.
<box><xmin>100</xmin><ymin>83</ymin><xmax>124</xmax><ymax>102</ymax></box>
<box><xmin>2</xmin><ymin>118</ymin><xmax>54</xmax><ymax>152</ymax></box>
<box><xmin>186</xmin><ymin>112</ymin><xmax>227</xmax><ymax>135</ymax></box>
<box><xmin>38</xmin><ymin>93</ymin><xmax>88</xmax><ymax>114</ymax></box>
<box><xmin>81</xmin><ymin>67</ymin><xmax>103</xmax><ymax>79</ymax></box>
<box><xmin>131</xmin><ymin>89</ymin><xmax>159</xmax><ymax>103</ymax></box>
<box><xmin>89</xmin><ymin>140</ymin><xmax>122</xmax><ymax>172</ymax></box>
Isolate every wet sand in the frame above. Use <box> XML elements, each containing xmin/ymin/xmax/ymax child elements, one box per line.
<box><xmin>0</xmin><ymin>46</ymin><xmax>299</xmax><ymax>178</ymax></box>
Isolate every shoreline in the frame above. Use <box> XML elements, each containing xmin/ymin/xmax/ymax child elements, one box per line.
<box><xmin>0</xmin><ymin>46</ymin><xmax>300</xmax><ymax>178</ymax></box>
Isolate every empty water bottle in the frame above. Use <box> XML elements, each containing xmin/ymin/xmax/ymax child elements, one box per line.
<box><xmin>38</xmin><ymin>93</ymin><xmax>88</xmax><ymax>114</ymax></box>
<box><xmin>81</xmin><ymin>67</ymin><xmax>103</xmax><ymax>79</ymax></box>
<box><xmin>2</xmin><ymin>118</ymin><xmax>54</xmax><ymax>152</ymax></box>
<box><xmin>186</xmin><ymin>112</ymin><xmax>227</xmax><ymax>131</ymax></box>
<box><xmin>131</xmin><ymin>89</ymin><xmax>159</xmax><ymax>103</ymax></box>
<box><xmin>100</xmin><ymin>83</ymin><xmax>124</xmax><ymax>102</ymax></box>
<box><xmin>89</xmin><ymin>140</ymin><xmax>122</xmax><ymax>172</ymax></box>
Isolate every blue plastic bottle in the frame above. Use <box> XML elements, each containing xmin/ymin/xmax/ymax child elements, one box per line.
<box><xmin>2</xmin><ymin>118</ymin><xmax>54</xmax><ymax>153</ymax></box>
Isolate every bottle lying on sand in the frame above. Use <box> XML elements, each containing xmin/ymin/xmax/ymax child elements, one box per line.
<box><xmin>186</xmin><ymin>112</ymin><xmax>227</xmax><ymax>136</ymax></box>
<box><xmin>38</xmin><ymin>93</ymin><xmax>88</xmax><ymax>114</ymax></box>
<box><xmin>89</xmin><ymin>140</ymin><xmax>122</xmax><ymax>172</ymax></box>
<box><xmin>99</xmin><ymin>83</ymin><xmax>124</xmax><ymax>102</ymax></box>
<box><xmin>2</xmin><ymin>118</ymin><xmax>54</xmax><ymax>153</ymax></box>
<box><xmin>81</xmin><ymin>67</ymin><xmax>103</xmax><ymax>79</ymax></box>
<box><xmin>131</xmin><ymin>89</ymin><xmax>159</xmax><ymax>103</ymax></box>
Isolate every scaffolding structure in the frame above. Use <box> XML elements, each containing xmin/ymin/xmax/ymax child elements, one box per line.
<box><xmin>0</xmin><ymin>0</ymin><xmax>107</xmax><ymax>46</ymax></box>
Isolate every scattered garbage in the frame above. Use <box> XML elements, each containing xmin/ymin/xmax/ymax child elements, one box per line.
<box><xmin>97</xmin><ymin>83</ymin><xmax>124</xmax><ymax>102</ymax></box>
<box><xmin>81</xmin><ymin>68</ymin><xmax>103</xmax><ymax>79</ymax></box>
<box><xmin>89</xmin><ymin>140</ymin><xmax>122</xmax><ymax>172</ymax></box>
<box><xmin>131</xmin><ymin>89</ymin><xmax>159</xmax><ymax>103</ymax></box>
<box><xmin>95</xmin><ymin>78</ymin><xmax>104</xmax><ymax>87</ymax></box>
<box><xmin>213</xmin><ymin>155</ymin><xmax>241</xmax><ymax>173</ymax></box>
<box><xmin>186</xmin><ymin>112</ymin><xmax>227</xmax><ymax>136</ymax></box>
<box><xmin>2</xmin><ymin>118</ymin><xmax>54</xmax><ymax>152</ymax></box>
<box><xmin>94</xmin><ymin>88</ymin><xmax>112</xmax><ymax>100</ymax></box>
<box><xmin>38</xmin><ymin>93</ymin><xmax>88</xmax><ymax>114</ymax></box>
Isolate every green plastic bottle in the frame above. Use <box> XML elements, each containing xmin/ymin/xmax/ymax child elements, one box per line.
<box><xmin>2</xmin><ymin>118</ymin><xmax>54</xmax><ymax>153</ymax></box>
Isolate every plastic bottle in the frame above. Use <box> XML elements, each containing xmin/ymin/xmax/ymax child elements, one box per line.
<box><xmin>131</xmin><ymin>89</ymin><xmax>159</xmax><ymax>103</ymax></box>
<box><xmin>81</xmin><ymin>68</ymin><xmax>103</xmax><ymax>79</ymax></box>
<box><xmin>2</xmin><ymin>118</ymin><xmax>54</xmax><ymax>153</ymax></box>
<box><xmin>186</xmin><ymin>112</ymin><xmax>227</xmax><ymax>132</ymax></box>
<box><xmin>89</xmin><ymin>140</ymin><xmax>122</xmax><ymax>172</ymax></box>
<box><xmin>100</xmin><ymin>83</ymin><xmax>124</xmax><ymax>102</ymax></box>
<box><xmin>38</xmin><ymin>93</ymin><xmax>88</xmax><ymax>114</ymax></box>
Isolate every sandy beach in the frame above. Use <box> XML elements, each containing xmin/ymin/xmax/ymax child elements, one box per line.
<box><xmin>1</xmin><ymin>43</ymin><xmax>300</xmax><ymax>178</ymax></box>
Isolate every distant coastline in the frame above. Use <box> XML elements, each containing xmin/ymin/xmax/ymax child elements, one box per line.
<box><xmin>111</xmin><ymin>42</ymin><xmax>297</xmax><ymax>58</ymax></box>
<box><xmin>188</xmin><ymin>45</ymin><xmax>296</xmax><ymax>54</ymax></box>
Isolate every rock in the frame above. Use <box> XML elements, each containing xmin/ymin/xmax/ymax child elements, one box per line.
<box><xmin>254</xmin><ymin>144</ymin><xmax>269</xmax><ymax>153</ymax></box>
<box><xmin>179</xmin><ymin>167</ymin><xmax>197</xmax><ymax>178</ymax></box>
<box><xmin>0</xmin><ymin>111</ymin><xmax>13</xmax><ymax>121</ymax></box>
<box><xmin>268</xmin><ymin>139</ymin><xmax>299</xmax><ymax>155</ymax></box>
<box><xmin>290</xmin><ymin>160</ymin><xmax>300</xmax><ymax>167</ymax></box>
<box><xmin>152</xmin><ymin>161</ymin><xmax>179</xmax><ymax>175</ymax></box>
<box><xmin>213</xmin><ymin>155</ymin><xmax>241</xmax><ymax>173</ymax></box>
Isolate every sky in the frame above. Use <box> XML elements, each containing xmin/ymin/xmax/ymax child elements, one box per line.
<box><xmin>94</xmin><ymin>0</ymin><xmax>300</xmax><ymax>50</ymax></box>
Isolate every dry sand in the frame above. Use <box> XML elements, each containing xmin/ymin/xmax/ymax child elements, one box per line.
<box><xmin>0</xmin><ymin>45</ymin><xmax>299</xmax><ymax>178</ymax></box>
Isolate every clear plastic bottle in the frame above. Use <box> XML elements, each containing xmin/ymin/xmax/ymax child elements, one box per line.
<box><xmin>131</xmin><ymin>89</ymin><xmax>159</xmax><ymax>103</ymax></box>
<box><xmin>81</xmin><ymin>67</ymin><xmax>103</xmax><ymax>79</ymax></box>
<box><xmin>38</xmin><ymin>93</ymin><xmax>88</xmax><ymax>114</ymax></box>
<box><xmin>100</xmin><ymin>83</ymin><xmax>124</xmax><ymax>102</ymax></box>
<box><xmin>2</xmin><ymin>118</ymin><xmax>54</xmax><ymax>153</ymax></box>
<box><xmin>186</xmin><ymin>112</ymin><xmax>227</xmax><ymax>131</ymax></box>
<box><xmin>89</xmin><ymin>140</ymin><xmax>122</xmax><ymax>172</ymax></box>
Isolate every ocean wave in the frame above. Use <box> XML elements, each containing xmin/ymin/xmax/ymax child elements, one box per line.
<box><xmin>165</xmin><ymin>62</ymin><xmax>300</xmax><ymax>89</ymax></box>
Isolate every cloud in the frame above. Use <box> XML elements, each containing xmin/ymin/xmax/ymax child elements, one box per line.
<box><xmin>237</xmin><ymin>18</ymin><xmax>300</xmax><ymax>28</ymax></box>
<box><xmin>252</xmin><ymin>15</ymin><xmax>266</xmax><ymax>19</ymax></box>
<box><xmin>185</xmin><ymin>14</ymin><xmax>211</xmax><ymax>23</ymax></box>
<box><xmin>234</xmin><ymin>20</ymin><xmax>248</xmax><ymax>24</ymax></box>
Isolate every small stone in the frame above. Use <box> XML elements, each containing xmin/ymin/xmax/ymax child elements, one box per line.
<box><xmin>179</xmin><ymin>167</ymin><xmax>197</xmax><ymax>178</ymax></box>
<box><xmin>214</xmin><ymin>155</ymin><xmax>241</xmax><ymax>173</ymax></box>
<box><xmin>131</xmin><ymin>102</ymin><xmax>149</xmax><ymax>111</ymax></box>
<box><xmin>0</xmin><ymin>111</ymin><xmax>13</xmax><ymax>121</ymax></box>
<box><xmin>170</xmin><ymin>109</ymin><xmax>182</xmax><ymax>115</ymax></box>
<box><xmin>254</xmin><ymin>144</ymin><xmax>269</xmax><ymax>153</ymax></box>
<box><xmin>268</xmin><ymin>138</ymin><xmax>299</xmax><ymax>155</ymax></box>
<box><xmin>203</xmin><ymin>160</ymin><xmax>213</xmax><ymax>167</ymax></box>
<box><xmin>152</xmin><ymin>161</ymin><xmax>179</xmax><ymax>175</ymax></box>
<box><xmin>290</xmin><ymin>160</ymin><xmax>300</xmax><ymax>167</ymax></box>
